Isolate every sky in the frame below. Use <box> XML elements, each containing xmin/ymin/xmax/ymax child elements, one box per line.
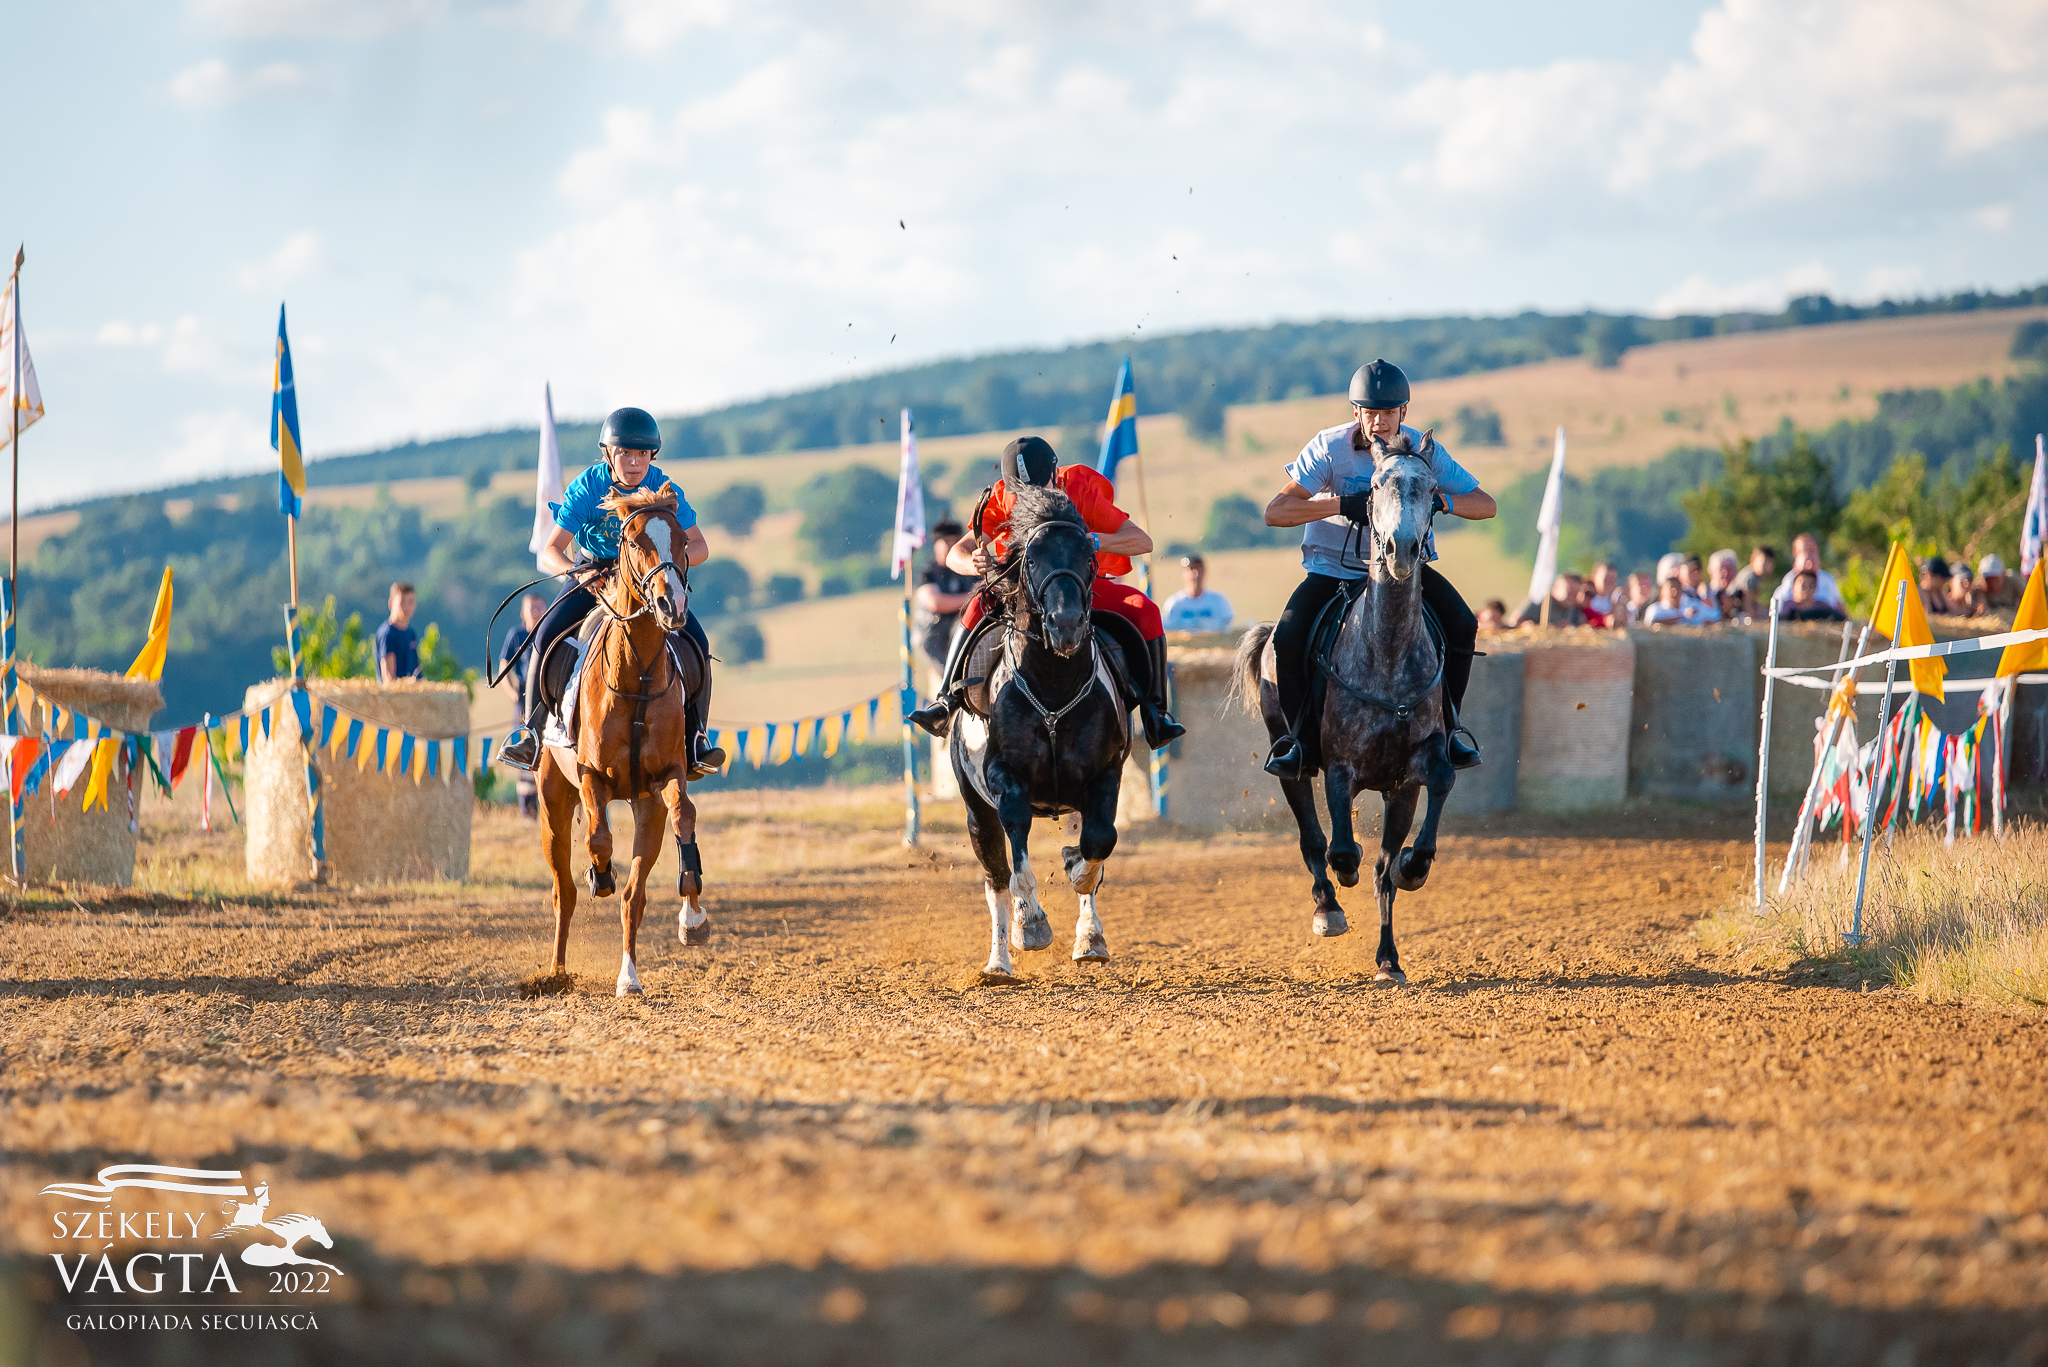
<box><xmin>6</xmin><ymin>0</ymin><xmax>2046</xmax><ymax>508</ymax></box>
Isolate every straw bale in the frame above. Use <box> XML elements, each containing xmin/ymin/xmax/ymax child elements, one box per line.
<box><xmin>242</xmin><ymin>677</ymin><xmax>471</xmax><ymax>887</ymax></box>
<box><xmin>1627</xmin><ymin>626</ymin><xmax>1758</xmax><ymax>802</ymax></box>
<box><xmin>1516</xmin><ymin>636</ymin><xmax>1635</xmax><ymax>812</ymax></box>
<box><xmin>1119</xmin><ymin>646</ymin><xmax>1281</xmax><ymax>833</ymax></box>
<box><xmin>14</xmin><ymin>666</ymin><xmax>163</xmax><ymax>887</ymax></box>
<box><xmin>1455</xmin><ymin>649</ymin><xmax>1523</xmax><ymax>813</ymax></box>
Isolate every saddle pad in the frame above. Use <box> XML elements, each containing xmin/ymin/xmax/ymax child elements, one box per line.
<box><xmin>540</xmin><ymin>638</ymin><xmax>586</xmax><ymax>751</ymax></box>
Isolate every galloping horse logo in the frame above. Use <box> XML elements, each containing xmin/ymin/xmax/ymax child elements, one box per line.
<box><xmin>213</xmin><ymin>1180</ymin><xmax>345</xmax><ymax>1273</ymax></box>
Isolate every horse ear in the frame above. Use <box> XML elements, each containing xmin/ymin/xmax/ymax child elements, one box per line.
<box><xmin>1420</xmin><ymin>427</ymin><xmax>1436</xmax><ymax>456</ymax></box>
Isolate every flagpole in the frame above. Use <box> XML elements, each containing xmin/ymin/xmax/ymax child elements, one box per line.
<box><xmin>900</xmin><ymin>570</ymin><xmax>919</xmax><ymax>847</ymax></box>
<box><xmin>6</xmin><ymin>246</ymin><xmax>23</xmax><ymax>885</ymax></box>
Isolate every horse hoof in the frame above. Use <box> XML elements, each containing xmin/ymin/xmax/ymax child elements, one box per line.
<box><xmin>616</xmin><ymin>981</ymin><xmax>644</xmax><ymax>997</ymax></box>
<box><xmin>682</xmin><ymin>919</ymin><xmax>710</xmax><ymax>946</ymax></box>
<box><xmin>586</xmin><ymin>866</ymin><xmax>616</xmax><ymax>898</ymax></box>
<box><xmin>979</xmin><ymin>968</ymin><xmax>1021</xmax><ymax>986</ymax></box>
<box><xmin>1073</xmin><ymin>937</ymin><xmax>1109</xmax><ymax>963</ymax></box>
<box><xmin>1395</xmin><ymin>847</ymin><xmax>1433</xmax><ymax>892</ymax></box>
<box><xmin>1012</xmin><ymin>913</ymin><xmax>1054</xmax><ymax>952</ymax></box>
<box><xmin>1334</xmin><ymin>867</ymin><xmax>1360</xmax><ymax>889</ymax></box>
<box><xmin>1374</xmin><ymin>965</ymin><xmax>1407</xmax><ymax>985</ymax></box>
<box><xmin>1313</xmin><ymin>909</ymin><xmax>1349</xmax><ymax>937</ymax></box>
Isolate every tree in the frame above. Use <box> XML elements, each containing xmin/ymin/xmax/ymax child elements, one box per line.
<box><xmin>2013</xmin><ymin>319</ymin><xmax>2048</xmax><ymax>363</ymax></box>
<box><xmin>764</xmin><ymin>573</ymin><xmax>804</xmax><ymax>606</ymax></box>
<box><xmin>797</xmin><ymin>465</ymin><xmax>896</xmax><ymax>562</ymax></box>
<box><xmin>270</xmin><ymin>596</ymin><xmax>373</xmax><ymax>679</ymax></box>
<box><xmin>704</xmin><ymin>482</ymin><xmax>767</xmax><ymax>536</ymax></box>
<box><xmin>1455</xmin><ymin>403</ymin><xmax>1504</xmax><ymax>446</ymax></box>
<box><xmin>1583</xmin><ymin>316</ymin><xmax>1645</xmax><ymax>369</ymax></box>
<box><xmin>1203</xmin><ymin>494</ymin><xmax>1284</xmax><ymax>549</ymax></box>
<box><xmin>1832</xmin><ymin>446</ymin><xmax>2028</xmax><ymax>597</ymax></box>
<box><xmin>720</xmin><ymin>618</ymin><xmax>765</xmax><ymax>664</ymax></box>
<box><xmin>1679</xmin><ymin>436</ymin><xmax>1841</xmax><ymax>559</ymax></box>
<box><xmin>689</xmin><ymin>560</ymin><xmax>753</xmax><ymax>617</ymax></box>
<box><xmin>418</xmin><ymin>623</ymin><xmax>479</xmax><ymax>700</ymax></box>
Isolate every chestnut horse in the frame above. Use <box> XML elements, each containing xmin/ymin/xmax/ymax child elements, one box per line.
<box><xmin>538</xmin><ymin>486</ymin><xmax>709</xmax><ymax>995</ymax></box>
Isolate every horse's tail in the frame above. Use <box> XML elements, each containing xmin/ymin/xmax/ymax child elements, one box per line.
<box><xmin>1231</xmin><ymin>623</ymin><xmax>1273</xmax><ymax>716</ymax></box>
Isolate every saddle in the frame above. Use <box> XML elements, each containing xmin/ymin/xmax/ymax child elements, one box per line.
<box><xmin>961</xmin><ymin>610</ymin><xmax>1149</xmax><ymax>719</ymax></box>
<box><xmin>1290</xmin><ymin>585</ymin><xmax>1449</xmax><ymax>777</ymax></box>
<box><xmin>535</xmin><ymin>609</ymin><xmax>706</xmax><ymax>758</ymax></box>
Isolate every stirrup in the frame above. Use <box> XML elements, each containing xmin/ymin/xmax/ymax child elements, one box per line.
<box><xmin>1447</xmin><ymin>724</ymin><xmax>1482</xmax><ymax>770</ymax></box>
<box><xmin>1141</xmin><ymin>706</ymin><xmax>1186</xmax><ymax>751</ymax></box>
<box><xmin>688</xmin><ymin>735</ymin><xmax>727</xmax><ymax>780</ymax></box>
<box><xmin>1263</xmin><ymin>735</ymin><xmax>1306</xmax><ymax>781</ymax></box>
<box><xmin>499</xmin><ymin>727</ymin><xmax>541</xmax><ymax>772</ymax></box>
<box><xmin>909</xmin><ymin>692</ymin><xmax>960</xmax><ymax>738</ymax></box>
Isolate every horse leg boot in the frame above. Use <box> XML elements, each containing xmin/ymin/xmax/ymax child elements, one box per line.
<box><xmin>1139</xmin><ymin>636</ymin><xmax>1186</xmax><ymax>750</ymax></box>
<box><xmin>1373</xmin><ymin>786</ymin><xmax>1420</xmax><ymax>984</ymax></box>
<box><xmin>1396</xmin><ymin>739</ymin><xmax>1456</xmax><ymax>893</ymax></box>
<box><xmin>580</xmin><ymin>773</ymin><xmax>617</xmax><ymax>898</ymax></box>
<box><xmin>1323</xmin><ymin>763</ymin><xmax>1363</xmax><ymax>892</ymax></box>
<box><xmin>664</xmin><ymin>775</ymin><xmax>709</xmax><ymax>943</ymax></box>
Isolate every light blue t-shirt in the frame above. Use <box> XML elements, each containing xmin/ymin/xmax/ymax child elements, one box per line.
<box><xmin>551</xmin><ymin>463</ymin><xmax>697</xmax><ymax>561</ymax></box>
<box><xmin>1284</xmin><ymin>422</ymin><xmax>1479</xmax><ymax>581</ymax></box>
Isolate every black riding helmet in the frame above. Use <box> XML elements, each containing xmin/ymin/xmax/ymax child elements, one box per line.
<box><xmin>1348</xmin><ymin>359</ymin><xmax>1411</xmax><ymax>409</ymax></box>
<box><xmin>600</xmin><ymin>406</ymin><xmax>663</xmax><ymax>453</ymax></box>
<box><xmin>1001</xmin><ymin>435</ymin><xmax>1059</xmax><ymax>487</ymax></box>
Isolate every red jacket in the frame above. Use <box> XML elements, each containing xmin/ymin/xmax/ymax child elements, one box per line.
<box><xmin>977</xmin><ymin>465</ymin><xmax>1133</xmax><ymax>578</ymax></box>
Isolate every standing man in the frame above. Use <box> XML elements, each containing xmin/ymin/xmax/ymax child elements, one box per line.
<box><xmin>376</xmin><ymin>582</ymin><xmax>422</xmax><ymax>683</ymax></box>
<box><xmin>499</xmin><ymin>592</ymin><xmax>547</xmax><ymax>817</ymax></box>
<box><xmin>913</xmin><ymin>520</ymin><xmax>976</xmax><ymax>693</ymax></box>
<box><xmin>1162</xmin><ymin>555</ymin><xmax>1235</xmax><ymax>632</ymax></box>
<box><xmin>1260</xmin><ymin>360</ymin><xmax>1495</xmax><ymax>779</ymax></box>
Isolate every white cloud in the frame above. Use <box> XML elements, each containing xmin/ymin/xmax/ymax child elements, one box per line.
<box><xmin>185</xmin><ymin>0</ymin><xmax>455</xmax><ymax>39</ymax></box>
<box><xmin>235</xmin><ymin>232</ymin><xmax>326</xmax><ymax>293</ymax></box>
<box><xmin>95</xmin><ymin>314</ymin><xmax>237</xmax><ymax>377</ymax></box>
<box><xmin>161</xmin><ymin>408</ymin><xmax>273</xmax><ymax>480</ymax></box>
<box><xmin>1971</xmin><ymin>203</ymin><xmax>2015</xmax><ymax>232</ymax></box>
<box><xmin>608</xmin><ymin>0</ymin><xmax>731</xmax><ymax>51</ymax></box>
<box><xmin>167</xmin><ymin>58</ymin><xmax>319</xmax><ymax>109</ymax></box>
<box><xmin>1653</xmin><ymin>263</ymin><xmax>1838</xmax><ymax>316</ymax></box>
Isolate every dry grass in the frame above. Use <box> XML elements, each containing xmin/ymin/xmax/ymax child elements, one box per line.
<box><xmin>1699</xmin><ymin>822</ymin><xmax>2048</xmax><ymax>1009</ymax></box>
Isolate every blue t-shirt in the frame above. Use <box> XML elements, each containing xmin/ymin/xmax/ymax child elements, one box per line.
<box><xmin>1284</xmin><ymin>422</ymin><xmax>1480</xmax><ymax>581</ymax></box>
<box><xmin>375</xmin><ymin>620</ymin><xmax>420</xmax><ymax>679</ymax></box>
<box><xmin>551</xmin><ymin>464</ymin><xmax>697</xmax><ymax>561</ymax></box>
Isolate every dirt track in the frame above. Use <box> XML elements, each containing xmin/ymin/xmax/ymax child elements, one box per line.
<box><xmin>4</xmin><ymin>789</ymin><xmax>2046</xmax><ymax>1366</ymax></box>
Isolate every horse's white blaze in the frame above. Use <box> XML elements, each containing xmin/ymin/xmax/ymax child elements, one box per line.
<box><xmin>645</xmin><ymin>518</ymin><xmax>688</xmax><ymax>607</ymax></box>
<box><xmin>616</xmin><ymin>953</ymin><xmax>641</xmax><ymax>995</ymax></box>
<box><xmin>982</xmin><ymin>885</ymin><xmax>1014</xmax><ymax>978</ymax></box>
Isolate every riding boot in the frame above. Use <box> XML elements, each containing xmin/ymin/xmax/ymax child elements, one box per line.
<box><xmin>1138</xmin><ymin>636</ymin><xmax>1186</xmax><ymax>751</ymax></box>
<box><xmin>685</xmin><ymin>696</ymin><xmax>727</xmax><ymax>780</ymax></box>
<box><xmin>499</xmin><ymin>703</ymin><xmax>545</xmax><ymax>771</ymax></box>
<box><xmin>1443</xmin><ymin>694</ymin><xmax>1482</xmax><ymax>770</ymax></box>
<box><xmin>908</xmin><ymin>621</ymin><xmax>977</xmax><ymax>738</ymax></box>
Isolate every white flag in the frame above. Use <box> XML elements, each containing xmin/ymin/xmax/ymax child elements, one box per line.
<box><xmin>890</xmin><ymin>406</ymin><xmax>926</xmax><ymax>579</ymax></box>
<box><xmin>2022</xmin><ymin>432</ymin><xmax>2047</xmax><ymax>578</ymax></box>
<box><xmin>530</xmin><ymin>382</ymin><xmax>565</xmax><ymax>569</ymax></box>
<box><xmin>0</xmin><ymin>274</ymin><xmax>45</xmax><ymax>451</ymax></box>
<box><xmin>1526</xmin><ymin>425</ymin><xmax>1567</xmax><ymax>606</ymax></box>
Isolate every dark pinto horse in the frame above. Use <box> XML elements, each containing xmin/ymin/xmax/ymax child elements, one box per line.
<box><xmin>538</xmin><ymin>485</ymin><xmax>709</xmax><ymax>996</ymax></box>
<box><xmin>1234</xmin><ymin>430</ymin><xmax>1455</xmax><ymax>984</ymax></box>
<box><xmin>950</xmin><ymin>484</ymin><xmax>1132</xmax><ymax>984</ymax></box>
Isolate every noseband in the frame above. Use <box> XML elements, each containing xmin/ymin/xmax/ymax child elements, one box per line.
<box><xmin>597</xmin><ymin>507</ymin><xmax>691</xmax><ymax>625</ymax></box>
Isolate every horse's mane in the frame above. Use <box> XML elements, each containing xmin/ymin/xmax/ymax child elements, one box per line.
<box><xmin>1006</xmin><ymin>483</ymin><xmax>1086</xmax><ymax>548</ymax></box>
<box><xmin>599</xmin><ymin>485</ymin><xmax>680</xmax><ymax>518</ymax></box>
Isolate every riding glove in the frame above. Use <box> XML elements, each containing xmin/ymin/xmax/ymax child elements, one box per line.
<box><xmin>1337</xmin><ymin>491</ymin><xmax>1374</xmax><ymax>525</ymax></box>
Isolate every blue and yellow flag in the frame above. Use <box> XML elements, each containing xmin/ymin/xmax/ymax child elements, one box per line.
<box><xmin>1096</xmin><ymin>354</ymin><xmax>1137</xmax><ymax>483</ymax></box>
<box><xmin>271</xmin><ymin>304</ymin><xmax>306</xmax><ymax>517</ymax></box>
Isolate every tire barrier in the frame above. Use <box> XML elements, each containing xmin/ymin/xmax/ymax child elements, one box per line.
<box><xmin>1628</xmin><ymin>626</ymin><xmax>1760</xmax><ymax>802</ymax></box>
<box><xmin>16</xmin><ymin>666</ymin><xmax>162</xmax><ymax>887</ymax></box>
<box><xmin>1516</xmin><ymin>632</ymin><xmax>1636</xmax><ymax>812</ymax></box>
<box><xmin>244</xmin><ymin>678</ymin><xmax>471</xmax><ymax>887</ymax></box>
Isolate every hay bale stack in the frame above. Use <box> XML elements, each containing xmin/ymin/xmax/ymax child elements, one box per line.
<box><xmin>1515</xmin><ymin>632</ymin><xmax>1635</xmax><ymax>812</ymax></box>
<box><xmin>1628</xmin><ymin>626</ymin><xmax>1759</xmax><ymax>802</ymax></box>
<box><xmin>16</xmin><ymin>666</ymin><xmax>162</xmax><ymax>887</ymax></box>
<box><xmin>243</xmin><ymin>678</ymin><xmax>471</xmax><ymax>887</ymax></box>
<box><xmin>1123</xmin><ymin>646</ymin><xmax>1287</xmax><ymax>834</ymax></box>
<box><xmin>1456</xmin><ymin>642</ymin><xmax>1526</xmax><ymax>814</ymax></box>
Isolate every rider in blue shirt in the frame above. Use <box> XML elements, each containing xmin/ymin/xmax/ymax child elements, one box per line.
<box><xmin>1260</xmin><ymin>360</ymin><xmax>1497</xmax><ymax>780</ymax></box>
<box><xmin>498</xmin><ymin>407</ymin><xmax>726</xmax><ymax>777</ymax></box>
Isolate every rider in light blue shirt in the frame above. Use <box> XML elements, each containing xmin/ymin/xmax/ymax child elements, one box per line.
<box><xmin>498</xmin><ymin>407</ymin><xmax>725</xmax><ymax>776</ymax></box>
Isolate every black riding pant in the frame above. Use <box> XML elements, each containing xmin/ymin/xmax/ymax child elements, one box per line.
<box><xmin>1272</xmin><ymin>565</ymin><xmax>1477</xmax><ymax>733</ymax></box>
<box><xmin>522</xmin><ymin>580</ymin><xmax>709</xmax><ymax>726</ymax></box>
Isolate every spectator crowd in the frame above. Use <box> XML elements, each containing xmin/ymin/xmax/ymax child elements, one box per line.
<box><xmin>1485</xmin><ymin>532</ymin><xmax>2023</xmax><ymax>633</ymax></box>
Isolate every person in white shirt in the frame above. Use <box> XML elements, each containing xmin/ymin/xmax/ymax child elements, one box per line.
<box><xmin>1772</xmin><ymin>532</ymin><xmax>1847</xmax><ymax>612</ymax></box>
<box><xmin>1161</xmin><ymin>555</ymin><xmax>1236</xmax><ymax>633</ymax></box>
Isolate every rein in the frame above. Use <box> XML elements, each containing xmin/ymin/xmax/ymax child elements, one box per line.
<box><xmin>998</xmin><ymin>517</ymin><xmax>1103</xmax><ymax>809</ymax></box>
<box><xmin>585</xmin><ymin>506</ymin><xmax>692</xmax><ymax>797</ymax></box>
<box><xmin>1321</xmin><ymin>452</ymin><xmax>1447</xmax><ymax>726</ymax></box>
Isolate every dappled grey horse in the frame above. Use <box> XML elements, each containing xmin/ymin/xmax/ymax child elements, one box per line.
<box><xmin>1235</xmin><ymin>430</ymin><xmax>1456</xmax><ymax>983</ymax></box>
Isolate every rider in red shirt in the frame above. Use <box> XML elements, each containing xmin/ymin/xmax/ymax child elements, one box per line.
<box><xmin>908</xmin><ymin>435</ymin><xmax>1186</xmax><ymax>751</ymax></box>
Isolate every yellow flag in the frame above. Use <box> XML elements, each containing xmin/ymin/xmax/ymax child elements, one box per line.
<box><xmin>1870</xmin><ymin>542</ymin><xmax>1945</xmax><ymax>702</ymax></box>
<box><xmin>82</xmin><ymin>737</ymin><xmax>118</xmax><ymax>812</ymax></box>
<box><xmin>823</xmin><ymin>713</ymin><xmax>844</xmax><ymax>757</ymax></box>
<box><xmin>126</xmin><ymin>567</ymin><xmax>175</xmax><ymax>681</ymax></box>
<box><xmin>1998</xmin><ymin>561</ymin><xmax>2048</xmax><ymax>678</ymax></box>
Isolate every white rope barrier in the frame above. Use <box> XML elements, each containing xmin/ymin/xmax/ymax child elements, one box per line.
<box><xmin>1762</xmin><ymin>624</ymin><xmax>2048</xmax><ymax>678</ymax></box>
<box><xmin>1769</xmin><ymin>671</ymin><xmax>2048</xmax><ymax>694</ymax></box>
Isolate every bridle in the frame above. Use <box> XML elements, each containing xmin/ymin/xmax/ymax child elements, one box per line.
<box><xmin>1009</xmin><ymin>518</ymin><xmax>1096</xmax><ymax>650</ymax></box>
<box><xmin>1325</xmin><ymin>451</ymin><xmax>1446</xmax><ymax>724</ymax></box>
<box><xmin>587</xmin><ymin>503</ymin><xmax>693</xmax><ymax>797</ymax></box>
<box><xmin>1340</xmin><ymin>452</ymin><xmax>1438</xmax><ymax>577</ymax></box>
<box><xmin>592</xmin><ymin>504</ymin><xmax>691</xmax><ymax>627</ymax></box>
<box><xmin>997</xmin><ymin>515</ymin><xmax>1105</xmax><ymax>808</ymax></box>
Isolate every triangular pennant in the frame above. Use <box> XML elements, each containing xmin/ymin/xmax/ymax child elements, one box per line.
<box><xmin>452</xmin><ymin>736</ymin><xmax>468</xmax><ymax>776</ymax></box>
<box><xmin>825</xmin><ymin>713</ymin><xmax>845</xmax><ymax>758</ymax></box>
<box><xmin>318</xmin><ymin>704</ymin><xmax>338</xmax><ymax>749</ymax></box>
